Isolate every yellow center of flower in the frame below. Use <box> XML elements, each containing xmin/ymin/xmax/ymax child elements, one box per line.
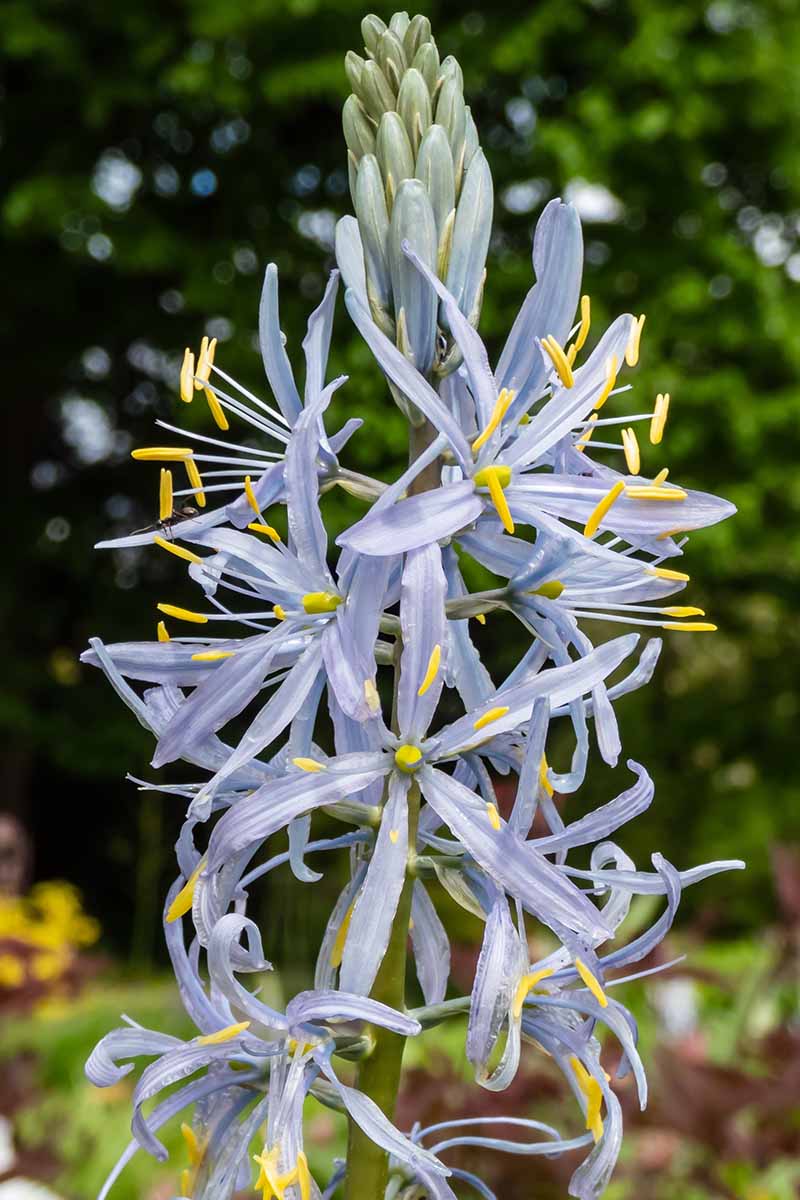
<box><xmin>530</xmin><ymin>580</ymin><xmax>564</xmax><ymax>600</ymax></box>
<box><xmin>394</xmin><ymin>744</ymin><xmax>423</xmax><ymax>772</ymax></box>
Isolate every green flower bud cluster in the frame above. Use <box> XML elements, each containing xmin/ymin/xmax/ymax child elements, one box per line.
<box><xmin>342</xmin><ymin>11</ymin><xmax>493</xmax><ymax>392</ymax></box>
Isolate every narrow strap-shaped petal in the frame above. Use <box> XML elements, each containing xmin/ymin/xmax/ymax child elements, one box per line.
<box><xmin>287</xmin><ymin>987</ymin><xmax>420</xmax><ymax>1037</ymax></box>
<box><xmin>509</xmin><ymin>696</ymin><xmax>550</xmax><ymax>838</ymax></box>
<box><xmin>207</xmin><ymin>751</ymin><xmax>390</xmax><ymax>867</ymax></box>
<box><xmin>466</xmin><ymin>888</ymin><xmax>526</xmax><ymax>1076</ymax></box>
<box><xmin>206</xmin><ymin>913</ymin><xmax>288</xmax><ymax>1031</ymax></box>
<box><xmin>340</xmin><ymin>772</ymin><xmax>410</xmax><ymax>995</ymax></box>
<box><xmin>442</xmin><ymin>546</ymin><xmax>495</xmax><ymax>711</ymax></box>
<box><xmin>285</xmin><ymin>386</ymin><xmax>340</xmax><ymax>585</ymax></box>
<box><xmin>434</xmin><ymin>634</ymin><xmax>639</xmax><ymax>758</ymax></box>
<box><xmin>398</xmin><ymin>543</ymin><xmax>447</xmax><ymax>741</ymax></box>
<box><xmin>259</xmin><ymin>263</ymin><xmax>302</xmax><ymax>425</ymax></box>
<box><xmin>420</xmin><ymin>768</ymin><xmax>613</xmax><ymax>942</ymax></box>
<box><xmin>344</xmin><ymin>287</ymin><xmax>473</xmax><ymax>470</ymax></box>
<box><xmin>337</xmin><ymin>480</ymin><xmax>484</xmax><ymax>557</ymax></box>
<box><xmin>302</xmin><ymin>268</ymin><xmax>339</xmax><ymax>403</ymax></box>
<box><xmin>411</xmin><ymin>881</ymin><xmax>451</xmax><ymax>1006</ymax></box>
<box><xmin>496</xmin><ymin>199</ymin><xmax>583</xmax><ymax>421</ymax></box>
<box><xmin>86</xmin><ymin>1026</ymin><xmax>183</xmax><ymax>1089</ymax></box>
<box><xmin>334</xmin><ymin>214</ymin><xmax>368</xmax><ymax>306</ymax></box>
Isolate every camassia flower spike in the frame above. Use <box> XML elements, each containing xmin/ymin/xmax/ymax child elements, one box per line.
<box><xmin>84</xmin><ymin>10</ymin><xmax>743</xmax><ymax>1200</ymax></box>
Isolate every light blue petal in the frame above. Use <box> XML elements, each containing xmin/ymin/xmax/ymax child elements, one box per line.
<box><xmin>445</xmin><ymin>148</ymin><xmax>493</xmax><ymax>321</ymax></box>
<box><xmin>442</xmin><ymin>546</ymin><xmax>495</xmax><ymax>711</ymax></box>
<box><xmin>206</xmin><ymin>913</ymin><xmax>288</xmax><ymax>1031</ymax></box>
<box><xmin>509</xmin><ymin>696</ymin><xmax>550</xmax><ymax>838</ymax></box>
<box><xmin>410</xmin><ymin>881</ymin><xmax>450</xmax><ymax>1005</ymax></box>
<box><xmin>337</xmin><ymin>480</ymin><xmax>483</xmax><ymax>556</ymax></box>
<box><xmin>259</xmin><ymin>263</ymin><xmax>302</xmax><ymax>425</ymax></box>
<box><xmin>287</xmin><ymin>987</ymin><xmax>420</xmax><ymax>1037</ymax></box>
<box><xmin>466</xmin><ymin>889</ymin><xmax>526</xmax><ymax>1076</ymax></box>
<box><xmin>302</xmin><ymin>269</ymin><xmax>339</xmax><ymax>403</ymax></box>
<box><xmin>398</xmin><ymin>543</ymin><xmax>447</xmax><ymax>741</ymax></box>
<box><xmin>285</xmin><ymin>386</ymin><xmax>339</xmax><ymax>584</ymax></box>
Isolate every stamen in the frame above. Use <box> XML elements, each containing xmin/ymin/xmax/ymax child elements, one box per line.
<box><xmin>195</xmin><ymin>336</ymin><xmax>217</xmax><ymax>387</ymax></box>
<box><xmin>512</xmin><ymin>966</ymin><xmax>554</xmax><ymax>1019</ymax></box>
<box><xmin>625</xmin><ymin>313</ymin><xmax>646</xmax><ymax>367</ymax></box>
<box><xmin>621</xmin><ymin>427</ymin><xmax>641</xmax><ymax>474</ymax></box>
<box><xmin>662</xmin><ymin>621</ymin><xmax>717</xmax><ymax>632</ymax></box>
<box><xmin>583</xmin><ymin>480</ymin><xmax>625</xmax><ymax>538</ymax></box>
<box><xmin>575</xmin><ymin>294</ymin><xmax>591</xmax><ymax>351</ymax></box>
<box><xmin>204</xmin><ymin>387</ymin><xmax>230</xmax><ymax>432</ymax></box>
<box><xmin>244</xmin><ymin>475</ymin><xmax>261</xmax><ymax>516</ymax></box>
<box><xmin>575</xmin><ymin>412</ymin><xmax>598</xmax><ymax>452</ymax></box>
<box><xmin>661</xmin><ymin>606</ymin><xmax>704</xmax><ymax>617</ymax></box>
<box><xmin>181</xmin><ymin>1168</ymin><xmax>192</xmax><ymax>1197</ymax></box>
<box><xmin>570</xmin><ymin>1057</ymin><xmax>605</xmax><ymax>1143</ymax></box>
<box><xmin>647</xmin><ymin>566</ymin><xmax>689</xmax><ymax>582</ymax></box>
<box><xmin>293</xmin><ymin>758</ymin><xmax>325</xmax><ymax>772</ymax></box>
<box><xmin>185</xmin><ymin>458</ymin><xmax>206</xmax><ymax>507</ymax></box>
<box><xmin>395</xmin><ymin>744</ymin><xmax>423</xmax><ymax>772</ymax></box>
<box><xmin>364</xmin><ymin>679</ymin><xmax>381</xmax><ymax>713</ymax></box>
<box><xmin>531</xmin><ymin>580</ymin><xmax>564</xmax><ymax>600</ymax></box>
<box><xmin>474</xmin><ymin>465</ymin><xmax>514</xmax><ymax>533</ymax></box>
<box><xmin>157</xmin><ymin>603</ymin><xmax>208</xmax><ymax>624</ymax></box>
<box><xmin>197</xmin><ymin>1020</ymin><xmax>251</xmax><ymax>1046</ymax></box>
<box><xmin>248</xmin><ymin>521</ymin><xmax>281</xmax><ymax>542</ymax></box>
<box><xmin>330</xmin><ymin>899</ymin><xmax>356</xmax><ymax>967</ymax></box>
<box><xmin>157</xmin><ymin>620</ymin><xmax>170</xmax><ymax>642</ymax></box>
<box><xmin>132</xmin><ymin>446</ymin><xmax>194</xmax><ymax>461</ymax></box>
<box><xmin>624</xmin><ymin>486</ymin><xmax>686</xmax><ymax>501</ymax></box>
<box><xmin>473</xmin><ymin>705</ymin><xmax>510</xmax><ymax>731</ymax></box>
<box><xmin>273</xmin><ymin>604</ymin><xmax>286</xmax><ymax>621</ymax></box>
<box><xmin>418</xmin><ymin>644</ymin><xmax>442</xmax><ymax>696</ymax></box>
<box><xmin>575</xmin><ymin>957</ymin><xmax>608</xmax><ymax>1008</ymax></box>
<box><xmin>475</xmin><ymin>612</ymin><xmax>486</xmax><ymax>625</ymax></box>
<box><xmin>539</xmin><ymin>755</ymin><xmax>554</xmax><ymax>797</ymax></box>
<box><xmin>159</xmin><ymin>468</ymin><xmax>173</xmax><ymax>521</ymax></box>
<box><xmin>166</xmin><ymin>858</ymin><xmax>206</xmax><ymax>923</ymax></box>
<box><xmin>180</xmin><ymin>350</ymin><xmax>195</xmax><ymax>404</ymax></box>
<box><xmin>302</xmin><ymin>592</ymin><xmax>343</xmax><ymax>614</ymax></box>
<box><xmin>389</xmin><ymin>828</ymin><xmax>400</xmax><ymax>844</ymax></box>
<box><xmin>594</xmin><ymin>355</ymin><xmax>618</xmax><ymax>410</ymax></box>
<box><xmin>541</xmin><ymin>334</ymin><xmax>575</xmax><ymax>388</ymax></box>
<box><xmin>181</xmin><ymin>1123</ymin><xmax>203</xmax><ymax>1167</ymax></box>
<box><xmin>485</xmin><ymin>802</ymin><xmax>501</xmax><ymax>830</ymax></box>
<box><xmin>472</xmin><ymin>388</ymin><xmax>516</xmax><ymax>453</ymax></box>
<box><xmin>153</xmin><ymin>535</ymin><xmax>202</xmax><ymax>565</ymax></box>
<box><xmin>191</xmin><ymin>650</ymin><xmax>235</xmax><ymax>661</ymax></box>
<box><xmin>652</xmin><ymin>467</ymin><xmax>669</xmax><ymax>486</ymax></box>
<box><xmin>650</xmin><ymin>392</ymin><xmax>670</xmax><ymax>444</ymax></box>
<box><xmin>296</xmin><ymin>1152</ymin><xmax>313</xmax><ymax>1200</ymax></box>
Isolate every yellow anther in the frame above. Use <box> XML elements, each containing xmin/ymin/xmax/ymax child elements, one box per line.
<box><xmin>181</xmin><ymin>1123</ymin><xmax>203</xmax><ymax>1167</ymax></box>
<box><xmin>474</xmin><ymin>465</ymin><xmax>514</xmax><ymax>533</ymax></box>
<box><xmin>575</xmin><ymin>294</ymin><xmax>591</xmax><ymax>351</ymax></box>
<box><xmin>204</xmin><ymin>387</ymin><xmax>229</xmax><ymax>432</ymax></box>
<box><xmin>652</xmin><ymin>467</ymin><xmax>669</xmax><ymax>486</ymax></box>
<box><xmin>650</xmin><ymin>392</ymin><xmax>670</xmax><ymax>445</ymax></box>
<box><xmin>296</xmin><ymin>1152</ymin><xmax>313</xmax><ymax>1200</ymax></box>
<box><xmin>302</xmin><ymin>592</ymin><xmax>343</xmax><ymax>615</ymax></box>
<box><xmin>389</xmin><ymin>828</ymin><xmax>400</xmax><ymax>844</ymax></box>
<box><xmin>512</xmin><ymin>966</ymin><xmax>554</xmax><ymax>1019</ymax></box>
<box><xmin>395</xmin><ymin>744</ymin><xmax>423</xmax><ymax>772</ymax></box>
<box><xmin>539</xmin><ymin>755</ymin><xmax>554</xmax><ymax>798</ymax></box>
<box><xmin>576</xmin><ymin>412</ymin><xmax>598</xmax><ymax>452</ymax></box>
<box><xmin>191</xmin><ymin>650</ymin><xmax>235</xmax><ymax>661</ymax></box>
<box><xmin>663</xmin><ymin>621</ymin><xmax>717</xmax><ymax>632</ymax></box>
<box><xmin>541</xmin><ymin>334</ymin><xmax>575</xmax><ymax>388</ymax></box>
<box><xmin>621</xmin><ymin>427</ymin><xmax>641</xmax><ymax>475</ymax></box>
<box><xmin>575</xmin><ymin>957</ymin><xmax>608</xmax><ymax>1008</ymax></box>
<box><xmin>180</xmin><ymin>349</ymin><xmax>195</xmax><ymax>404</ymax></box>
<box><xmin>157</xmin><ymin>603</ymin><xmax>208</xmax><ymax>624</ymax></box>
<box><xmin>418</xmin><ymin>644</ymin><xmax>442</xmax><ymax>696</ymax></box>
<box><xmin>185</xmin><ymin>457</ymin><xmax>206</xmax><ymax>507</ymax></box>
<box><xmin>331</xmin><ymin>900</ymin><xmax>356</xmax><ymax>968</ymax></box>
<box><xmin>625</xmin><ymin>313</ymin><xmax>646</xmax><ymax>367</ymax></box>
<box><xmin>292</xmin><ymin>757</ymin><xmax>325</xmax><ymax>773</ymax></box>
<box><xmin>475</xmin><ymin>612</ymin><xmax>486</xmax><ymax>625</ymax></box>
<box><xmin>273</xmin><ymin>604</ymin><xmax>286</xmax><ymax>621</ymax></box>
<box><xmin>647</xmin><ymin>566</ymin><xmax>689</xmax><ymax>582</ymax></box>
<box><xmin>181</xmin><ymin>1167</ymin><xmax>192</xmax><ymax>1197</ymax></box>
<box><xmin>160</xmin><ymin>468</ymin><xmax>173</xmax><ymax>522</ymax></box>
<box><xmin>472</xmin><ymin>387</ymin><xmax>515</xmax><ymax>453</ymax></box>
<box><xmin>519</xmin><ymin>413</ymin><xmax>530</xmax><ymax>425</ymax></box>
<box><xmin>248</xmin><ymin>522</ymin><xmax>281</xmax><ymax>542</ymax></box>
<box><xmin>485</xmin><ymin>802</ymin><xmax>501</xmax><ymax>831</ymax></box>
<box><xmin>157</xmin><ymin>620</ymin><xmax>170</xmax><ymax>643</ymax></box>
<box><xmin>132</xmin><ymin>446</ymin><xmax>193</xmax><ymax>461</ymax></box>
<box><xmin>364</xmin><ymin>678</ymin><xmax>381</xmax><ymax>713</ymax></box>
<box><xmin>166</xmin><ymin>858</ymin><xmax>206</xmax><ymax>923</ymax></box>
<box><xmin>153</xmin><ymin>535</ymin><xmax>202</xmax><ymax>565</ymax></box>
<box><xmin>624</xmin><ymin>486</ymin><xmax>686</xmax><ymax>501</ymax></box>
<box><xmin>244</xmin><ymin>476</ymin><xmax>261</xmax><ymax>516</ymax></box>
<box><xmin>473</xmin><ymin>705</ymin><xmax>510</xmax><ymax>731</ymax></box>
<box><xmin>583</xmin><ymin>480</ymin><xmax>625</xmax><ymax>539</ymax></box>
<box><xmin>197</xmin><ymin>1020</ymin><xmax>251</xmax><ymax>1045</ymax></box>
<box><xmin>531</xmin><ymin>580</ymin><xmax>564</xmax><ymax>600</ymax></box>
<box><xmin>661</xmin><ymin>606</ymin><xmax>704</xmax><ymax>618</ymax></box>
<box><xmin>656</xmin><ymin>528</ymin><xmax>683</xmax><ymax>541</ymax></box>
<box><xmin>595</xmin><ymin>354</ymin><xmax>618</xmax><ymax>410</ymax></box>
<box><xmin>195</xmin><ymin>336</ymin><xmax>217</xmax><ymax>386</ymax></box>
<box><xmin>570</xmin><ymin>1058</ymin><xmax>604</xmax><ymax>1141</ymax></box>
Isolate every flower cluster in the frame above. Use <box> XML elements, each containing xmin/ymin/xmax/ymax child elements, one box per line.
<box><xmin>83</xmin><ymin>11</ymin><xmax>742</xmax><ymax>1200</ymax></box>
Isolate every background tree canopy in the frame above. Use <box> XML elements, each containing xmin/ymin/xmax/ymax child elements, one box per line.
<box><xmin>3</xmin><ymin>0</ymin><xmax>798</xmax><ymax>955</ymax></box>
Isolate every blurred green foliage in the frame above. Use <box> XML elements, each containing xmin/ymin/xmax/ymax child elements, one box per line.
<box><xmin>2</xmin><ymin>0</ymin><xmax>799</xmax><ymax>953</ymax></box>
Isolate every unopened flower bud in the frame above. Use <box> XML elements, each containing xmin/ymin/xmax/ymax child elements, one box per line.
<box><xmin>376</xmin><ymin>29</ymin><xmax>408</xmax><ymax>91</ymax></box>
<box><xmin>359</xmin><ymin>59</ymin><xmax>397</xmax><ymax>121</ymax></box>
<box><xmin>412</xmin><ymin>41</ymin><xmax>440</xmax><ymax>94</ymax></box>
<box><xmin>389</xmin><ymin>179</ymin><xmax>438</xmax><ymax>375</ymax></box>
<box><xmin>343</xmin><ymin>94</ymin><xmax>376</xmax><ymax>161</ymax></box>
<box><xmin>397</xmin><ymin>67</ymin><xmax>432</xmax><ymax>154</ymax></box>
<box><xmin>361</xmin><ymin>14</ymin><xmax>387</xmax><ymax>56</ymax></box>
<box><xmin>355</xmin><ymin>155</ymin><xmax>392</xmax><ymax>323</ymax></box>
<box><xmin>415</xmin><ymin>124</ymin><xmax>455</xmax><ymax>237</ymax></box>
<box><xmin>404</xmin><ymin>13</ymin><xmax>432</xmax><ymax>61</ymax></box>
<box><xmin>446</xmin><ymin>148</ymin><xmax>493</xmax><ymax>323</ymax></box>
<box><xmin>376</xmin><ymin>111</ymin><xmax>415</xmax><ymax>210</ymax></box>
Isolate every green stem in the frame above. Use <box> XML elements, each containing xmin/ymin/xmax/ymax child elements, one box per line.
<box><xmin>344</xmin><ymin>419</ymin><xmax>439</xmax><ymax>1199</ymax></box>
